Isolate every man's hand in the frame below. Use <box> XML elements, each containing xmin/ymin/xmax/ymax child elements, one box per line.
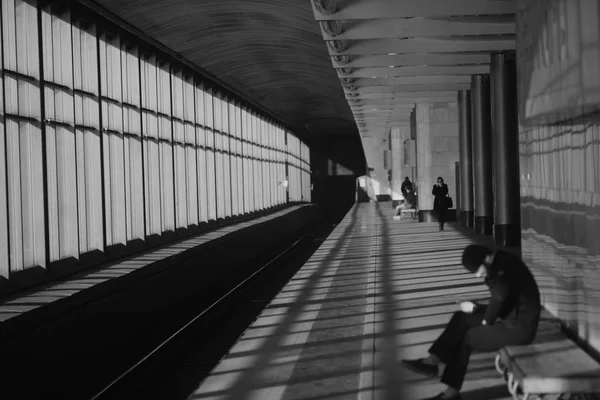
<box><xmin>459</xmin><ymin>301</ymin><xmax>477</xmax><ymax>313</ymax></box>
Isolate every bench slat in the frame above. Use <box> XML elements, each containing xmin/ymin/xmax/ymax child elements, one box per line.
<box><xmin>521</xmin><ymin>375</ymin><xmax>600</xmax><ymax>394</ymax></box>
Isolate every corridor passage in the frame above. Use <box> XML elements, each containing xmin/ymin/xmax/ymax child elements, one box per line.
<box><xmin>190</xmin><ymin>203</ymin><xmax>515</xmax><ymax>400</ymax></box>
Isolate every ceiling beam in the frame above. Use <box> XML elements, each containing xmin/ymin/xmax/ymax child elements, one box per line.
<box><xmin>355</xmin><ymin>118</ymin><xmax>412</xmax><ymax>122</ymax></box>
<box><xmin>354</xmin><ymin>106</ymin><xmax>413</xmax><ymax>111</ymax></box>
<box><xmin>357</xmin><ymin>123</ymin><xmax>410</xmax><ymax>127</ymax></box>
<box><xmin>322</xmin><ymin>16</ymin><xmax>515</xmax><ymax>40</ymax></box>
<box><xmin>351</xmin><ymin>75</ymin><xmax>471</xmax><ymax>86</ymax></box>
<box><xmin>313</xmin><ymin>0</ymin><xmax>516</xmax><ymax>21</ymax></box>
<box><xmin>355</xmin><ymin>117</ymin><xmax>412</xmax><ymax>121</ymax></box>
<box><xmin>353</xmin><ymin>111</ymin><xmax>414</xmax><ymax>116</ymax></box>
<box><xmin>348</xmin><ymin>96</ymin><xmax>456</xmax><ymax>104</ymax></box>
<box><xmin>355</xmin><ymin>116</ymin><xmax>411</xmax><ymax>121</ymax></box>
<box><xmin>342</xmin><ymin>65</ymin><xmax>489</xmax><ymax>78</ymax></box>
<box><xmin>356</xmin><ymin>121</ymin><xmax>410</xmax><ymax>125</ymax></box>
<box><xmin>360</xmin><ymin>127</ymin><xmax>409</xmax><ymax>132</ymax></box>
<box><xmin>351</xmin><ymin>102</ymin><xmax>415</xmax><ymax>108</ymax></box>
<box><xmin>355</xmin><ymin>112</ymin><xmax>412</xmax><ymax>117</ymax></box>
<box><xmin>352</xmin><ymin>83</ymin><xmax>471</xmax><ymax>93</ymax></box>
<box><xmin>360</xmin><ymin>127</ymin><xmax>400</xmax><ymax>131</ymax></box>
<box><xmin>346</xmin><ymin>90</ymin><xmax>458</xmax><ymax>99</ymax></box>
<box><xmin>360</xmin><ymin>127</ymin><xmax>408</xmax><ymax>131</ymax></box>
<box><xmin>354</xmin><ymin>114</ymin><xmax>413</xmax><ymax>119</ymax></box>
<box><xmin>329</xmin><ymin>37</ymin><xmax>516</xmax><ymax>56</ymax></box>
<box><xmin>351</xmin><ymin>99</ymin><xmax>418</xmax><ymax>106</ymax></box>
<box><xmin>359</xmin><ymin>122</ymin><xmax>410</xmax><ymax>126</ymax></box>
<box><xmin>350</xmin><ymin>99</ymin><xmax>436</xmax><ymax>106</ymax></box>
<box><xmin>359</xmin><ymin>126</ymin><xmax>408</xmax><ymax>131</ymax></box>
<box><xmin>361</xmin><ymin>124</ymin><xmax>408</xmax><ymax>127</ymax></box>
<box><xmin>332</xmin><ymin>53</ymin><xmax>491</xmax><ymax>68</ymax></box>
<box><xmin>353</xmin><ymin>106</ymin><xmax>414</xmax><ymax>111</ymax></box>
<box><xmin>361</xmin><ymin>135</ymin><xmax>391</xmax><ymax>138</ymax></box>
<box><xmin>361</xmin><ymin>121</ymin><xmax>411</xmax><ymax>126</ymax></box>
<box><xmin>360</xmin><ymin>126</ymin><xmax>401</xmax><ymax>129</ymax></box>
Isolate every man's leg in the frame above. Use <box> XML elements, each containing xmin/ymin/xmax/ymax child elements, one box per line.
<box><xmin>428</xmin><ymin>310</ymin><xmax>484</xmax><ymax>364</ymax></box>
<box><xmin>395</xmin><ymin>204</ymin><xmax>408</xmax><ymax>219</ymax></box>
<box><xmin>440</xmin><ymin>323</ymin><xmax>530</xmax><ymax>392</ymax></box>
<box><xmin>403</xmin><ymin>309</ymin><xmax>485</xmax><ymax>378</ymax></box>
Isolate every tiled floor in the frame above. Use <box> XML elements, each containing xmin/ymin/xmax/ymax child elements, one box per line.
<box><xmin>0</xmin><ymin>206</ymin><xmax>305</xmax><ymax>323</ymax></box>
<box><xmin>188</xmin><ymin>203</ymin><xmax>513</xmax><ymax>400</ymax></box>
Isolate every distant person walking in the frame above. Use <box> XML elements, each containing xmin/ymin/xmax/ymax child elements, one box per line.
<box><xmin>432</xmin><ymin>176</ymin><xmax>449</xmax><ymax>230</ymax></box>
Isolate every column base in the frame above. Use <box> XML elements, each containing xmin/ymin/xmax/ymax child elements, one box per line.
<box><xmin>459</xmin><ymin>211</ymin><xmax>474</xmax><ymax>227</ymax></box>
<box><xmin>494</xmin><ymin>224</ymin><xmax>521</xmax><ymax>247</ymax></box>
<box><xmin>418</xmin><ymin>210</ymin><xmax>436</xmax><ymax>222</ymax></box>
<box><xmin>474</xmin><ymin>216</ymin><xmax>493</xmax><ymax>235</ymax></box>
<box><xmin>418</xmin><ymin>209</ymin><xmax>457</xmax><ymax>222</ymax></box>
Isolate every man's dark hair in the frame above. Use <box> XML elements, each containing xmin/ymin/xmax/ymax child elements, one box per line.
<box><xmin>404</xmin><ymin>176</ymin><xmax>410</xmax><ymax>180</ymax></box>
<box><xmin>462</xmin><ymin>245</ymin><xmax>493</xmax><ymax>273</ymax></box>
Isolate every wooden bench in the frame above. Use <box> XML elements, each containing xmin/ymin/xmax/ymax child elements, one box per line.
<box><xmin>494</xmin><ymin>321</ymin><xmax>600</xmax><ymax>400</ymax></box>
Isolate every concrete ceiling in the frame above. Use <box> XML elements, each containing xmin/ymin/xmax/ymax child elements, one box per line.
<box><xmin>82</xmin><ymin>0</ymin><xmax>366</xmax><ymax>171</ymax></box>
<box><xmin>82</xmin><ymin>0</ymin><xmax>517</xmax><ymax>174</ymax></box>
<box><xmin>310</xmin><ymin>0</ymin><xmax>516</xmax><ymax>138</ymax></box>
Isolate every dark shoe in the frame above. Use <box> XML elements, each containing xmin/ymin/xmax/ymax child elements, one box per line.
<box><xmin>423</xmin><ymin>393</ymin><xmax>462</xmax><ymax>400</ymax></box>
<box><xmin>402</xmin><ymin>358</ymin><xmax>438</xmax><ymax>377</ymax></box>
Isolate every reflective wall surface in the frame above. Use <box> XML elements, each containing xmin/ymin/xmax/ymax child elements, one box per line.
<box><xmin>520</xmin><ymin>122</ymin><xmax>600</xmax><ymax>353</ymax></box>
<box><xmin>518</xmin><ymin>0</ymin><xmax>600</xmax><ymax>352</ymax></box>
<box><xmin>517</xmin><ymin>0</ymin><xmax>600</xmax><ymax>125</ymax></box>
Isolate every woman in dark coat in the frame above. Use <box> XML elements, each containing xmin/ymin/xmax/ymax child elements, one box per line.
<box><xmin>432</xmin><ymin>176</ymin><xmax>449</xmax><ymax>230</ymax></box>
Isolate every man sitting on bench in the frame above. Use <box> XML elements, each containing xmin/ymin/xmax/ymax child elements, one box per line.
<box><xmin>402</xmin><ymin>244</ymin><xmax>542</xmax><ymax>400</ymax></box>
<box><xmin>393</xmin><ymin>186</ymin><xmax>416</xmax><ymax>220</ymax></box>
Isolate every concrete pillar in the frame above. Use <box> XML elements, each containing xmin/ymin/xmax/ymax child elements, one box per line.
<box><xmin>457</xmin><ymin>90</ymin><xmax>474</xmax><ymax>227</ymax></box>
<box><xmin>455</xmin><ymin>161</ymin><xmax>461</xmax><ymax>213</ymax></box>
<box><xmin>490</xmin><ymin>52</ymin><xmax>521</xmax><ymax>246</ymax></box>
<box><xmin>470</xmin><ymin>75</ymin><xmax>494</xmax><ymax>235</ymax></box>
<box><xmin>415</xmin><ymin>102</ymin><xmax>459</xmax><ymax>222</ymax></box>
<box><xmin>390</xmin><ymin>126</ymin><xmax>412</xmax><ymax>198</ymax></box>
<box><xmin>415</xmin><ymin>104</ymin><xmax>433</xmax><ymax>218</ymax></box>
<box><xmin>390</xmin><ymin>126</ymin><xmax>412</xmax><ymax>207</ymax></box>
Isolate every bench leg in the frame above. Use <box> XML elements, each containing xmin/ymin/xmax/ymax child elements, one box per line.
<box><xmin>507</xmin><ymin>376</ymin><xmax>537</xmax><ymax>400</ymax></box>
<box><xmin>495</xmin><ymin>354</ymin><xmax>506</xmax><ymax>376</ymax></box>
<box><xmin>508</xmin><ymin>373</ymin><xmax>526</xmax><ymax>400</ymax></box>
<box><xmin>508</xmin><ymin>372</ymin><xmax>516</xmax><ymax>396</ymax></box>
